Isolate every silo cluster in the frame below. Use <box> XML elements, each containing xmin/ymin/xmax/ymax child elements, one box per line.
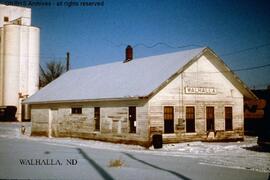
<box><xmin>0</xmin><ymin>4</ymin><xmax>40</xmax><ymax>121</ymax></box>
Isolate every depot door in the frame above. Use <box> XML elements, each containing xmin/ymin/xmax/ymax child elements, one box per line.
<box><xmin>164</xmin><ymin>106</ymin><xmax>174</xmax><ymax>133</ymax></box>
<box><xmin>206</xmin><ymin>107</ymin><xmax>215</xmax><ymax>131</ymax></box>
<box><xmin>49</xmin><ymin>109</ymin><xmax>58</xmax><ymax>137</ymax></box>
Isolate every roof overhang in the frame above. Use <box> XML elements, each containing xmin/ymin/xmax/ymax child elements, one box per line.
<box><xmin>23</xmin><ymin>96</ymin><xmax>148</xmax><ymax>105</ymax></box>
<box><xmin>24</xmin><ymin>47</ymin><xmax>257</xmax><ymax>105</ymax></box>
<box><xmin>146</xmin><ymin>47</ymin><xmax>258</xmax><ymax>100</ymax></box>
<box><xmin>205</xmin><ymin>48</ymin><xmax>258</xmax><ymax>100</ymax></box>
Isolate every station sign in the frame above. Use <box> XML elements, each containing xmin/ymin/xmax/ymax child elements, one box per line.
<box><xmin>184</xmin><ymin>87</ymin><xmax>217</xmax><ymax>95</ymax></box>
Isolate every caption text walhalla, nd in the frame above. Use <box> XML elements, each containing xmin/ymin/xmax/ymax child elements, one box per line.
<box><xmin>19</xmin><ymin>159</ymin><xmax>78</xmax><ymax>166</ymax></box>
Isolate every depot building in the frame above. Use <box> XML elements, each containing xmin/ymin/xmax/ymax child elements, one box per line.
<box><xmin>24</xmin><ymin>47</ymin><xmax>257</xmax><ymax>147</ymax></box>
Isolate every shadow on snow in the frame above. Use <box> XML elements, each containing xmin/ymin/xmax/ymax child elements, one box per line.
<box><xmin>77</xmin><ymin>148</ymin><xmax>114</xmax><ymax>180</ymax></box>
<box><xmin>123</xmin><ymin>152</ymin><xmax>191</xmax><ymax>180</ymax></box>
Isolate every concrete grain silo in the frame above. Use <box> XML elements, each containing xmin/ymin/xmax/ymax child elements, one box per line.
<box><xmin>0</xmin><ymin>4</ymin><xmax>40</xmax><ymax>121</ymax></box>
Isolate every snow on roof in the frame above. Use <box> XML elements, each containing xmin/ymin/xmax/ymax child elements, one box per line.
<box><xmin>25</xmin><ymin>47</ymin><xmax>207</xmax><ymax>104</ymax></box>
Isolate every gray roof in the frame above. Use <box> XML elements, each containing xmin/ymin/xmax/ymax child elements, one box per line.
<box><xmin>24</xmin><ymin>47</ymin><xmax>256</xmax><ymax>104</ymax></box>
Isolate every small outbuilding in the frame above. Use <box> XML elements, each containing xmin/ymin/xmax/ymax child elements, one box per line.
<box><xmin>24</xmin><ymin>47</ymin><xmax>257</xmax><ymax>147</ymax></box>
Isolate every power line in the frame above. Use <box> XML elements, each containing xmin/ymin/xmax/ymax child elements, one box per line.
<box><xmin>105</xmin><ymin>39</ymin><xmax>204</xmax><ymax>49</ymax></box>
<box><xmin>105</xmin><ymin>39</ymin><xmax>270</xmax><ymax>59</ymax></box>
<box><xmin>105</xmin><ymin>39</ymin><xmax>128</xmax><ymax>47</ymax></box>
<box><xmin>0</xmin><ymin>52</ymin><xmax>65</xmax><ymax>60</ymax></box>
<box><xmin>182</xmin><ymin>62</ymin><xmax>270</xmax><ymax>74</ymax></box>
<box><xmin>220</xmin><ymin>43</ymin><xmax>270</xmax><ymax>57</ymax></box>
<box><xmin>249</xmin><ymin>83</ymin><xmax>270</xmax><ymax>90</ymax></box>
<box><xmin>40</xmin><ymin>55</ymin><xmax>65</xmax><ymax>59</ymax></box>
<box><xmin>106</xmin><ymin>38</ymin><xmax>270</xmax><ymax>52</ymax></box>
<box><xmin>133</xmin><ymin>42</ymin><xmax>203</xmax><ymax>49</ymax></box>
<box><xmin>233</xmin><ymin>63</ymin><xmax>270</xmax><ymax>72</ymax></box>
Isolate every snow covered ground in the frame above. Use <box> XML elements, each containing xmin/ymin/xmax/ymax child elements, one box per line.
<box><xmin>159</xmin><ymin>138</ymin><xmax>270</xmax><ymax>173</ymax></box>
<box><xmin>1</xmin><ymin>122</ymin><xmax>269</xmax><ymax>173</ymax></box>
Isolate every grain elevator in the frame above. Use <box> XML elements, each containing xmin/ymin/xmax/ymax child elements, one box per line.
<box><xmin>0</xmin><ymin>4</ymin><xmax>40</xmax><ymax>121</ymax></box>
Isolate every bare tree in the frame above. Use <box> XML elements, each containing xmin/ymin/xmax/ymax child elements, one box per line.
<box><xmin>39</xmin><ymin>60</ymin><xmax>65</xmax><ymax>88</ymax></box>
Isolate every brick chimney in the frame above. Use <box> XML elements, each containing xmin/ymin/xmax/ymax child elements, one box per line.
<box><xmin>124</xmin><ymin>45</ymin><xmax>133</xmax><ymax>63</ymax></box>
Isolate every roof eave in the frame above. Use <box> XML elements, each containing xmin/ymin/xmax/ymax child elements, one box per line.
<box><xmin>206</xmin><ymin>48</ymin><xmax>258</xmax><ymax>100</ymax></box>
<box><xmin>146</xmin><ymin>47</ymin><xmax>258</xmax><ymax>100</ymax></box>
<box><xmin>23</xmin><ymin>96</ymin><xmax>147</xmax><ymax>105</ymax></box>
<box><xmin>146</xmin><ymin>47</ymin><xmax>207</xmax><ymax>99</ymax></box>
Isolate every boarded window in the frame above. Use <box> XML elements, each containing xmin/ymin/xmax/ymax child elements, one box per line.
<box><xmin>206</xmin><ymin>107</ymin><xmax>215</xmax><ymax>131</ymax></box>
<box><xmin>164</xmin><ymin>106</ymin><xmax>174</xmax><ymax>133</ymax></box>
<box><xmin>71</xmin><ymin>107</ymin><xmax>82</xmax><ymax>114</ymax></box>
<box><xmin>4</xmin><ymin>16</ymin><xmax>9</xmax><ymax>22</ymax></box>
<box><xmin>94</xmin><ymin>107</ymin><xmax>100</xmax><ymax>131</ymax></box>
<box><xmin>186</xmin><ymin>106</ymin><xmax>195</xmax><ymax>133</ymax></box>
<box><xmin>225</xmin><ymin>107</ymin><xmax>233</xmax><ymax>131</ymax></box>
<box><xmin>129</xmin><ymin>107</ymin><xmax>136</xmax><ymax>133</ymax></box>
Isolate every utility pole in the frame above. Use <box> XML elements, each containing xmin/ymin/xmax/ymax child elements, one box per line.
<box><xmin>66</xmin><ymin>52</ymin><xmax>70</xmax><ymax>71</ymax></box>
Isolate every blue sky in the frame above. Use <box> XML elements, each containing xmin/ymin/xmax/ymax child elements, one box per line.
<box><xmin>2</xmin><ymin>0</ymin><xmax>270</xmax><ymax>89</ymax></box>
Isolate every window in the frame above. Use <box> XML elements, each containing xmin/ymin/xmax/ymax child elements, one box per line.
<box><xmin>16</xmin><ymin>19</ymin><xmax>22</xmax><ymax>25</ymax></box>
<box><xmin>129</xmin><ymin>107</ymin><xmax>136</xmax><ymax>133</ymax></box>
<box><xmin>71</xmin><ymin>107</ymin><xmax>82</xmax><ymax>114</ymax></box>
<box><xmin>164</xmin><ymin>106</ymin><xmax>174</xmax><ymax>133</ymax></box>
<box><xmin>94</xmin><ymin>107</ymin><xmax>100</xmax><ymax>131</ymax></box>
<box><xmin>4</xmin><ymin>16</ymin><xmax>9</xmax><ymax>22</ymax></box>
<box><xmin>206</xmin><ymin>107</ymin><xmax>215</xmax><ymax>131</ymax></box>
<box><xmin>186</xmin><ymin>106</ymin><xmax>195</xmax><ymax>133</ymax></box>
<box><xmin>225</xmin><ymin>107</ymin><xmax>233</xmax><ymax>131</ymax></box>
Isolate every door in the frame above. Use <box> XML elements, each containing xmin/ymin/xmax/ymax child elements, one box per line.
<box><xmin>129</xmin><ymin>107</ymin><xmax>136</xmax><ymax>133</ymax></box>
<box><xmin>164</xmin><ymin>106</ymin><xmax>174</xmax><ymax>133</ymax></box>
<box><xmin>206</xmin><ymin>107</ymin><xmax>215</xmax><ymax>132</ymax></box>
<box><xmin>225</xmin><ymin>107</ymin><xmax>233</xmax><ymax>131</ymax></box>
<box><xmin>48</xmin><ymin>110</ymin><xmax>52</xmax><ymax>138</ymax></box>
<box><xmin>49</xmin><ymin>109</ymin><xmax>58</xmax><ymax>137</ymax></box>
<box><xmin>94</xmin><ymin>107</ymin><xmax>100</xmax><ymax>131</ymax></box>
<box><xmin>186</xmin><ymin>106</ymin><xmax>195</xmax><ymax>133</ymax></box>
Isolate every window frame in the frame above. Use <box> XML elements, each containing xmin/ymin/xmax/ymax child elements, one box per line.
<box><xmin>225</xmin><ymin>106</ymin><xmax>233</xmax><ymax>131</ymax></box>
<box><xmin>4</xmin><ymin>16</ymin><xmax>9</xmax><ymax>22</ymax></box>
<box><xmin>186</xmin><ymin>106</ymin><xmax>195</xmax><ymax>133</ymax></box>
<box><xmin>71</xmin><ymin>107</ymin><xmax>82</xmax><ymax>114</ymax></box>
<box><xmin>129</xmin><ymin>106</ymin><xmax>136</xmax><ymax>133</ymax></box>
<box><xmin>206</xmin><ymin>106</ymin><xmax>215</xmax><ymax>131</ymax></box>
<box><xmin>164</xmin><ymin>106</ymin><xmax>174</xmax><ymax>134</ymax></box>
<box><xmin>94</xmin><ymin>107</ymin><xmax>100</xmax><ymax>131</ymax></box>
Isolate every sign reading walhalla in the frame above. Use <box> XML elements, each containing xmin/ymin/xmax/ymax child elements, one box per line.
<box><xmin>184</xmin><ymin>87</ymin><xmax>217</xmax><ymax>95</ymax></box>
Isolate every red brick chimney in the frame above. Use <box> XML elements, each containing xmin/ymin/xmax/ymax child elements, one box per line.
<box><xmin>124</xmin><ymin>45</ymin><xmax>133</xmax><ymax>63</ymax></box>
